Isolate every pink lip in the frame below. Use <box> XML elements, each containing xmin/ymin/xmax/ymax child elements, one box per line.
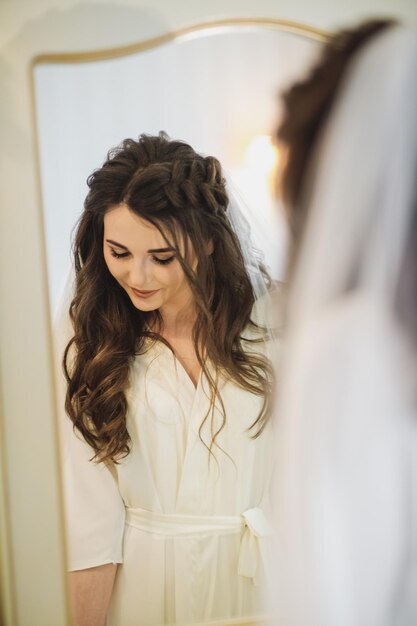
<box><xmin>131</xmin><ymin>288</ymin><xmax>160</xmax><ymax>299</ymax></box>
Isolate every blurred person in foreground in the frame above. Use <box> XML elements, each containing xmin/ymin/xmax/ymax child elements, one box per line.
<box><xmin>272</xmin><ymin>19</ymin><xmax>417</xmax><ymax>626</ymax></box>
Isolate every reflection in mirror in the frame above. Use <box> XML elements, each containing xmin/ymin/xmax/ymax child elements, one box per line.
<box><xmin>34</xmin><ymin>26</ymin><xmax>321</xmax><ymax>314</ymax></box>
<box><xmin>34</xmin><ymin>24</ymin><xmax>323</xmax><ymax>626</ymax></box>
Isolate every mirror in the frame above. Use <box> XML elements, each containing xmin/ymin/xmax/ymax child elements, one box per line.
<box><xmin>32</xmin><ymin>20</ymin><xmax>325</xmax><ymax>626</ymax></box>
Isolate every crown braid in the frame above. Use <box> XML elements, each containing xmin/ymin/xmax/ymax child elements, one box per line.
<box><xmin>162</xmin><ymin>156</ymin><xmax>228</xmax><ymax>218</ymax></box>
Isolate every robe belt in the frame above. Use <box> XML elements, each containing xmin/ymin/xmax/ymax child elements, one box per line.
<box><xmin>125</xmin><ymin>505</ymin><xmax>273</xmax><ymax>586</ymax></box>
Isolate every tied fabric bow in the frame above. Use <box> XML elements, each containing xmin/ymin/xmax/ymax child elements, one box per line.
<box><xmin>238</xmin><ymin>507</ymin><xmax>274</xmax><ymax>586</ymax></box>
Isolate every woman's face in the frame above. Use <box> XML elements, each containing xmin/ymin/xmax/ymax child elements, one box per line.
<box><xmin>103</xmin><ymin>203</ymin><xmax>196</xmax><ymax>316</ymax></box>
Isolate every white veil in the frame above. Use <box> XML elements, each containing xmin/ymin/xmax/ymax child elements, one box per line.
<box><xmin>272</xmin><ymin>26</ymin><xmax>417</xmax><ymax>626</ymax></box>
<box><xmin>225</xmin><ymin>173</ymin><xmax>270</xmax><ymax>301</ymax></box>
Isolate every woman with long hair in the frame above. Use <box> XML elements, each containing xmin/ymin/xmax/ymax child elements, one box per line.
<box><xmin>57</xmin><ymin>132</ymin><xmax>276</xmax><ymax>626</ymax></box>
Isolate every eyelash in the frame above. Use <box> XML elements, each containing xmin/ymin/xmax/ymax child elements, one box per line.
<box><xmin>109</xmin><ymin>249</ymin><xmax>175</xmax><ymax>265</ymax></box>
<box><xmin>110</xmin><ymin>250</ymin><xmax>129</xmax><ymax>259</ymax></box>
<box><xmin>153</xmin><ymin>256</ymin><xmax>175</xmax><ymax>266</ymax></box>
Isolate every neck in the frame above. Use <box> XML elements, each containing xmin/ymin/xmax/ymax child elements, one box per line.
<box><xmin>155</xmin><ymin>301</ymin><xmax>197</xmax><ymax>340</ymax></box>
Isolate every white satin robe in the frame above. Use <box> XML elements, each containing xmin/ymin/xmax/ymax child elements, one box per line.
<box><xmin>59</xmin><ymin>323</ymin><xmax>275</xmax><ymax>626</ymax></box>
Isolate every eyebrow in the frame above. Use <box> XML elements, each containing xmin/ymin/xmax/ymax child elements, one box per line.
<box><xmin>105</xmin><ymin>239</ymin><xmax>175</xmax><ymax>254</ymax></box>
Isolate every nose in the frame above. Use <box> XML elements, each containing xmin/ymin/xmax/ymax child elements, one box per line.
<box><xmin>129</xmin><ymin>257</ymin><xmax>151</xmax><ymax>288</ymax></box>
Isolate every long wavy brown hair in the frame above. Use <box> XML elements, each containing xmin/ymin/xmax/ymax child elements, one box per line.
<box><xmin>64</xmin><ymin>132</ymin><xmax>273</xmax><ymax>463</ymax></box>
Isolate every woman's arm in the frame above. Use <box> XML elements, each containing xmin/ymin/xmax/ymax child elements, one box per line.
<box><xmin>69</xmin><ymin>563</ymin><xmax>117</xmax><ymax>626</ymax></box>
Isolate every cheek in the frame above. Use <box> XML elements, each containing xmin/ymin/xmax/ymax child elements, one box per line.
<box><xmin>170</xmin><ymin>265</ymin><xmax>189</xmax><ymax>290</ymax></box>
<box><xmin>152</xmin><ymin>262</ymin><xmax>180</xmax><ymax>285</ymax></box>
<box><xmin>153</xmin><ymin>266</ymin><xmax>173</xmax><ymax>288</ymax></box>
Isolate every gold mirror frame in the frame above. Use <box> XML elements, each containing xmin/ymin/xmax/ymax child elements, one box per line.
<box><xmin>1</xmin><ymin>14</ymin><xmax>329</xmax><ymax>626</ymax></box>
<box><xmin>31</xmin><ymin>17</ymin><xmax>329</xmax><ymax>65</ymax></box>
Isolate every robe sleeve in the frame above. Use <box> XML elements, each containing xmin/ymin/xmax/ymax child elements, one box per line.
<box><xmin>53</xmin><ymin>272</ymin><xmax>125</xmax><ymax>572</ymax></box>
<box><xmin>59</xmin><ymin>415</ymin><xmax>126</xmax><ymax>571</ymax></box>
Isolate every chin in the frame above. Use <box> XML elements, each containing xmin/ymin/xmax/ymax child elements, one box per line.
<box><xmin>130</xmin><ymin>301</ymin><xmax>159</xmax><ymax>312</ymax></box>
<box><xmin>129</xmin><ymin>295</ymin><xmax>162</xmax><ymax>312</ymax></box>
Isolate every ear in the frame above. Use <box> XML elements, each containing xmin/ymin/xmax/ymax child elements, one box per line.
<box><xmin>205</xmin><ymin>238</ymin><xmax>214</xmax><ymax>255</ymax></box>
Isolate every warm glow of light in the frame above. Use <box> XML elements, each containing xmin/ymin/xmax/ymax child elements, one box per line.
<box><xmin>244</xmin><ymin>135</ymin><xmax>279</xmax><ymax>175</ymax></box>
<box><xmin>230</xmin><ymin>134</ymin><xmax>288</xmax><ymax>280</ymax></box>
<box><xmin>242</xmin><ymin>135</ymin><xmax>282</xmax><ymax>195</ymax></box>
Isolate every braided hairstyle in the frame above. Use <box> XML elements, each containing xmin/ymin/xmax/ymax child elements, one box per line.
<box><xmin>276</xmin><ymin>18</ymin><xmax>397</xmax><ymax>271</ymax></box>
<box><xmin>64</xmin><ymin>132</ymin><xmax>273</xmax><ymax>463</ymax></box>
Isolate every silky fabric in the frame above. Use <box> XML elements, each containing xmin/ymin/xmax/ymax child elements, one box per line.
<box><xmin>57</xmin><ymin>302</ymin><xmax>275</xmax><ymax>626</ymax></box>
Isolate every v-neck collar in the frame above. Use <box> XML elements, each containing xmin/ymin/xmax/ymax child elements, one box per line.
<box><xmin>173</xmin><ymin>354</ymin><xmax>202</xmax><ymax>392</ymax></box>
<box><xmin>148</xmin><ymin>338</ymin><xmax>203</xmax><ymax>393</ymax></box>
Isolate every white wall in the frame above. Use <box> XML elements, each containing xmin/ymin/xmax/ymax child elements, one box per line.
<box><xmin>1</xmin><ymin>0</ymin><xmax>417</xmax><ymax>50</ymax></box>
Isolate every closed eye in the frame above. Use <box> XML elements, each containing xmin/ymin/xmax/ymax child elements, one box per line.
<box><xmin>110</xmin><ymin>249</ymin><xmax>130</xmax><ymax>259</ymax></box>
<box><xmin>152</xmin><ymin>255</ymin><xmax>175</xmax><ymax>266</ymax></box>
<box><xmin>109</xmin><ymin>249</ymin><xmax>175</xmax><ymax>264</ymax></box>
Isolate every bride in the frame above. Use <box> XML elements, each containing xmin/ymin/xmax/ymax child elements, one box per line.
<box><xmin>55</xmin><ymin>132</ymin><xmax>277</xmax><ymax>626</ymax></box>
